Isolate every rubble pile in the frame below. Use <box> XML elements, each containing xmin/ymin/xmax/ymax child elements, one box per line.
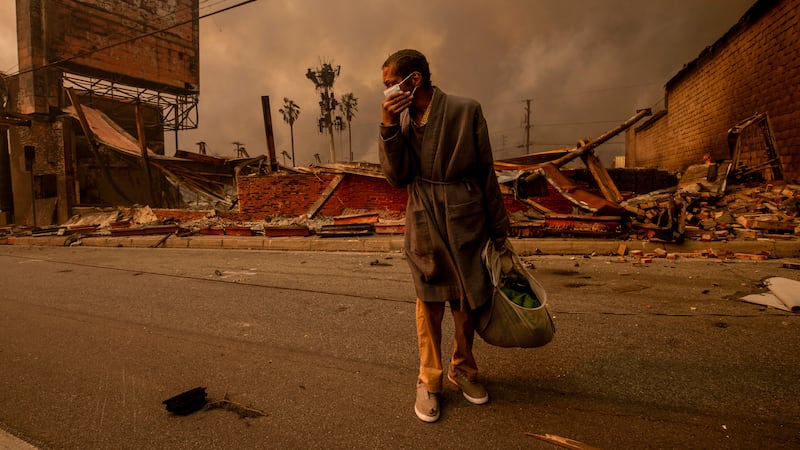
<box><xmin>688</xmin><ymin>182</ymin><xmax>800</xmax><ymax>240</ymax></box>
<box><xmin>622</xmin><ymin>188</ymin><xmax>686</xmax><ymax>242</ymax></box>
<box><xmin>623</xmin><ymin>180</ymin><xmax>799</xmax><ymax>243</ymax></box>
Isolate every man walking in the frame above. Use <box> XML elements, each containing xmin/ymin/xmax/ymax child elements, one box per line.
<box><xmin>378</xmin><ymin>49</ymin><xmax>509</xmax><ymax>423</ymax></box>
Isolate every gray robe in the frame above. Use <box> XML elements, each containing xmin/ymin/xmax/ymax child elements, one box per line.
<box><xmin>379</xmin><ymin>87</ymin><xmax>510</xmax><ymax>310</ymax></box>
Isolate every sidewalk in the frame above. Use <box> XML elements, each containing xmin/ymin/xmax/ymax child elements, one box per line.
<box><xmin>5</xmin><ymin>234</ymin><xmax>800</xmax><ymax>258</ymax></box>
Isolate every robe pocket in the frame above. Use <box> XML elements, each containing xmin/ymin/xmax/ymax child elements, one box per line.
<box><xmin>407</xmin><ymin>209</ymin><xmax>438</xmax><ymax>279</ymax></box>
<box><xmin>447</xmin><ymin>200</ymin><xmax>487</xmax><ymax>249</ymax></box>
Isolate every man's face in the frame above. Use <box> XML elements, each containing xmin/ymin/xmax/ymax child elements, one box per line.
<box><xmin>382</xmin><ymin>65</ymin><xmax>416</xmax><ymax>91</ymax></box>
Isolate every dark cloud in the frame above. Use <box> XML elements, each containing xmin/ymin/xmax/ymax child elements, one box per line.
<box><xmin>1</xmin><ymin>0</ymin><xmax>755</xmax><ymax>165</ymax></box>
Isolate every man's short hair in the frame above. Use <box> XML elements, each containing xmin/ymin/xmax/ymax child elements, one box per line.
<box><xmin>383</xmin><ymin>49</ymin><xmax>431</xmax><ymax>88</ymax></box>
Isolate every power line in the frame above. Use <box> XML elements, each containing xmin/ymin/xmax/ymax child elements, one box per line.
<box><xmin>482</xmin><ymin>81</ymin><xmax>664</xmax><ymax>109</ymax></box>
<box><xmin>490</xmin><ymin>119</ymin><xmax>626</xmax><ymax>137</ymax></box>
<box><xmin>523</xmin><ymin>81</ymin><xmax>665</xmax><ymax>101</ymax></box>
<box><xmin>2</xmin><ymin>0</ymin><xmax>246</xmax><ymax>75</ymax></box>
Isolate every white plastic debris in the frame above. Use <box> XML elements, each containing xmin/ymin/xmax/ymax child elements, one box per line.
<box><xmin>741</xmin><ymin>277</ymin><xmax>800</xmax><ymax>312</ymax></box>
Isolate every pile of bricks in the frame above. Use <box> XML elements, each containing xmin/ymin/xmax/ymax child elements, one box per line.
<box><xmin>613</xmin><ymin>245</ymin><xmax>772</xmax><ymax>264</ymax></box>
<box><xmin>622</xmin><ymin>189</ymin><xmax>685</xmax><ymax>241</ymax></box>
<box><xmin>623</xmin><ymin>181</ymin><xmax>800</xmax><ymax>242</ymax></box>
<box><xmin>685</xmin><ymin>182</ymin><xmax>799</xmax><ymax>241</ymax></box>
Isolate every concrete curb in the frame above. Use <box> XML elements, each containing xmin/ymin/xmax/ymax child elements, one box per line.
<box><xmin>4</xmin><ymin>234</ymin><xmax>800</xmax><ymax>258</ymax></box>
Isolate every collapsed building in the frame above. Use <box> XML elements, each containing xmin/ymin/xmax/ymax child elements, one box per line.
<box><xmin>0</xmin><ymin>0</ymin><xmax>271</xmax><ymax>227</ymax></box>
<box><xmin>1</xmin><ymin>0</ymin><xmax>798</xmax><ymax>246</ymax></box>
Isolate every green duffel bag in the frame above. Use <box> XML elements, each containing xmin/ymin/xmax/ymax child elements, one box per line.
<box><xmin>476</xmin><ymin>240</ymin><xmax>555</xmax><ymax>348</ymax></box>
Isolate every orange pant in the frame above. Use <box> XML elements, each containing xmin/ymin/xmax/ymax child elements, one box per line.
<box><xmin>415</xmin><ymin>298</ymin><xmax>478</xmax><ymax>393</ymax></box>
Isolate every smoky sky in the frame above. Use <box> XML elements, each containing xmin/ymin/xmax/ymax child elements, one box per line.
<box><xmin>0</xmin><ymin>0</ymin><xmax>754</xmax><ymax>166</ymax></box>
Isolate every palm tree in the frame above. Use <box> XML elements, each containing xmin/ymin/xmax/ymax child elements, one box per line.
<box><xmin>278</xmin><ymin>98</ymin><xmax>301</xmax><ymax>166</ymax></box>
<box><xmin>339</xmin><ymin>93</ymin><xmax>358</xmax><ymax>161</ymax></box>
<box><xmin>333</xmin><ymin>116</ymin><xmax>345</xmax><ymax>160</ymax></box>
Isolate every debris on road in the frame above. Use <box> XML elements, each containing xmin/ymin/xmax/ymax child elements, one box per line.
<box><xmin>163</xmin><ymin>387</ymin><xmax>208</xmax><ymax>415</ymax></box>
<box><xmin>205</xmin><ymin>394</ymin><xmax>267</xmax><ymax>419</ymax></box>
<box><xmin>526</xmin><ymin>432</ymin><xmax>600</xmax><ymax>450</ymax></box>
<box><xmin>740</xmin><ymin>277</ymin><xmax>800</xmax><ymax>312</ymax></box>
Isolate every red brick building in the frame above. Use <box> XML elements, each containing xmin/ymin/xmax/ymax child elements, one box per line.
<box><xmin>236</xmin><ymin>169</ymin><xmax>409</xmax><ymax>220</ymax></box>
<box><xmin>626</xmin><ymin>0</ymin><xmax>800</xmax><ymax>181</ymax></box>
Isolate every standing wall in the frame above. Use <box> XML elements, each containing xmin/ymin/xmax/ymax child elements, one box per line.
<box><xmin>627</xmin><ymin>0</ymin><xmax>800</xmax><ymax>181</ymax></box>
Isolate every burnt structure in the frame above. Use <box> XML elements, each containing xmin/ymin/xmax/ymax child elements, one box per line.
<box><xmin>1</xmin><ymin>0</ymin><xmax>201</xmax><ymax>226</ymax></box>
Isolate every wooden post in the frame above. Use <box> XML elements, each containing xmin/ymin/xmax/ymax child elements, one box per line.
<box><xmin>260</xmin><ymin>96</ymin><xmax>278</xmax><ymax>172</ymax></box>
<box><xmin>582</xmin><ymin>151</ymin><xmax>623</xmax><ymax>203</ymax></box>
<box><xmin>135</xmin><ymin>102</ymin><xmax>156</xmax><ymax>206</ymax></box>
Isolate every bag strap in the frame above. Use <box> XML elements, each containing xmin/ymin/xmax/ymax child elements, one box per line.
<box><xmin>482</xmin><ymin>240</ymin><xmax>519</xmax><ymax>287</ymax></box>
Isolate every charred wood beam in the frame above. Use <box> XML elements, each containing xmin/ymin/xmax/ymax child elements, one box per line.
<box><xmin>523</xmin><ymin>108</ymin><xmax>651</xmax><ymax>183</ymax></box>
<box><xmin>260</xmin><ymin>96</ymin><xmax>278</xmax><ymax>172</ymax></box>
<box><xmin>307</xmin><ymin>174</ymin><xmax>345</xmax><ymax>219</ymax></box>
<box><xmin>581</xmin><ymin>151</ymin><xmax>623</xmax><ymax>203</ymax></box>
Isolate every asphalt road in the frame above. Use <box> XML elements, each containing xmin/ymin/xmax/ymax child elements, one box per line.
<box><xmin>1</xmin><ymin>245</ymin><xmax>798</xmax><ymax>449</ymax></box>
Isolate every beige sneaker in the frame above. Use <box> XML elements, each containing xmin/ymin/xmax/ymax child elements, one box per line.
<box><xmin>448</xmin><ymin>372</ymin><xmax>489</xmax><ymax>405</ymax></box>
<box><xmin>414</xmin><ymin>381</ymin><xmax>440</xmax><ymax>423</ymax></box>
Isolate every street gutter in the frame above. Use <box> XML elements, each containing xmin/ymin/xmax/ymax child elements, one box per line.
<box><xmin>5</xmin><ymin>235</ymin><xmax>800</xmax><ymax>259</ymax></box>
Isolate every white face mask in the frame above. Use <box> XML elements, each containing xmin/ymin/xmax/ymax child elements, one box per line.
<box><xmin>383</xmin><ymin>72</ymin><xmax>414</xmax><ymax>98</ymax></box>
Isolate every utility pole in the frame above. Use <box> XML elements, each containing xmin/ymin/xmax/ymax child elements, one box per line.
<box><xmin>523</xmin><ymin>99</ymin><xmax>532</xmax><ymax>154</ymax></box>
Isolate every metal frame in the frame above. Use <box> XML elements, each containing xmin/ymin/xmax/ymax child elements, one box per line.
<box><xmin>62</xmin><ymin>72</ymin><xmax>198</xmax><ymax>131</ymax></box>
<box><xmin>726</xmin><ymin>112</ymin><xmax>784</xmax><ymax>183</ymax></box>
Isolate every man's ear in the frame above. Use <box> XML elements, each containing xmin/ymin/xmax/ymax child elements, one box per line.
<box><xmin>412</xmin><ymin>71</ymin><xmax>422</xmax><ymax>87</ymax></box>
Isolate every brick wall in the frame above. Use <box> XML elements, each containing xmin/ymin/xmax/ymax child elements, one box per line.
<box><xmin>9</xmin><ymin>119</ymin><xmax>68</xmax><ymax>224</ymax></box>
<box><xmin>47</xmin><ymin>0</ymin><xmax>198</xmax><ymax>92</ymax></box>
<box><xmin>627</xmin><ymin>0</ymin><xmax>800</xmax><ymax>181</ymax></box>
<box><xmin>237</xmin><ymin>173</ymin><xmax>336</xmax><ymax>218</ymax></box>
<box><xmin>238</xmin><ymin>173</ymin><xmax>409</xmax><ymax>219</ymax></box>
<box><xmin>318</xmin><ymin>176</ymin><xmax>408</xmax><ymax>217</ymax></box>
<box><xmin>237</xmin><ymin>171</ymin><xmax>637</xmax><ymax>221</ymax></box>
